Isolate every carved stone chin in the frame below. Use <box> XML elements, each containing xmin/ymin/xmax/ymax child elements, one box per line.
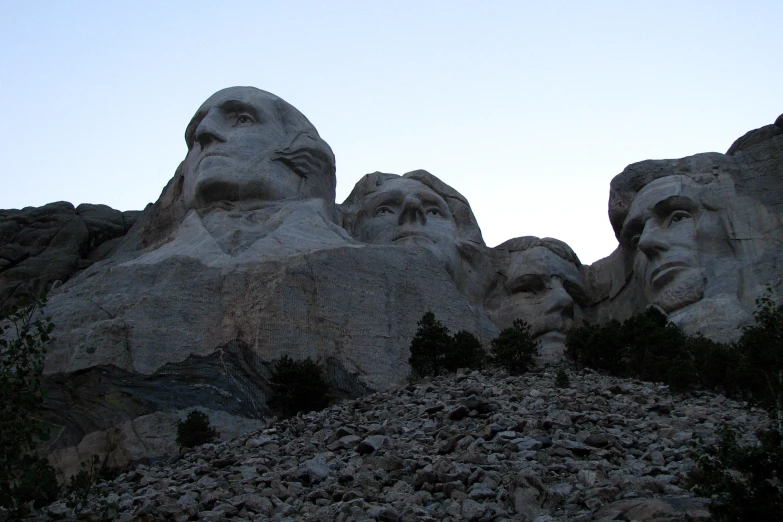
<box><xmin>650</xmin><ymin>268</ymin><xmax>705</xmax><ymax>314</ymax></box>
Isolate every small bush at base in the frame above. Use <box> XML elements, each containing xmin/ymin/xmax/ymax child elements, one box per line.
<box><xmin>176</xmin><ymin>410</ymin><xmax>219</xmax><ymax>449</ymax></box>
<box><xmin>268</xmin><ymin>355</ymin><xmax>331</xmax><ymax>417</ymax></box>
<box><xmin>489</xmin><ymin>319</ymin><xmax>539</xmax><ymax>375</ymax></box>
<box><xmin>555</xmin><ymin>369</ymin><xmax>570</xmax><ymax>388</ymax></box>
<box><xmin>445</xmin><ymin>330</ymin><xmax>486</xmax><ymax>373</ymax></box>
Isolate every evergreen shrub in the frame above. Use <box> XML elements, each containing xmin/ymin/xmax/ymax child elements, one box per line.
<box><xmin>489</xmin><ymin>319</ymin><xmax>539</xmax><ymax>375</ymax></box>
<box><xmin>268</xmin><ymin>355</ymin><xmax>331</xmax><ymax>417</ymax></box>
<box><xmin>176</xmin><ymin>410</ymin><xmax>219</xmax><ymax>448</ymax></box>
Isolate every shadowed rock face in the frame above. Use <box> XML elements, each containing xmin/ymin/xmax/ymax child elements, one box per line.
<box><xmin>0</xmin><ymin>202</ymin><xmax>140</xmax><ymax>311</ymax></box>
<box><xmin>488</xmin><ymin>237</ymin><xmax>586</xmax><ymax>363</ymax></box>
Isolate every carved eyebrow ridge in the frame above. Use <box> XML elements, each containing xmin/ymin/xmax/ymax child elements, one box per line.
<box><xmin>652</xmin><ymin>195</ymin><xmax>698</xmax><ymax>216</ymax></box>
<box><xmin>217</xmin><ymin>100</ymin><xmax>262</xmax><ymax>122</ymax></box>
<box><xmin>185</xmin><ymin>100</ymin><xmax>263</xmax><ymax>148</ymax></box>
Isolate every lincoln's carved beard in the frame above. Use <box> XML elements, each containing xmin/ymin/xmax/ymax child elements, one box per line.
<box><xmin>651</xmin><ymin>268</ymin><xmax>706</xmax><ymax>313</ymax></box>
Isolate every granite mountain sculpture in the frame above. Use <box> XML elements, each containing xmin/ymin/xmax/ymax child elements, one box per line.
<box><xmin>0</xmin><ymin>86</ymin><xmax>780</xmax><ymax>479</ymax></box>
<box><xmin>487</xmin><ymin>237</ymin><xmax>586</xmax><ymax>363</ymax></box>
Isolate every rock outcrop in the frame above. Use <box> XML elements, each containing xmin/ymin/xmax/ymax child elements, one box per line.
<box><xmin>0</xmin><ymin>202</ymin><xmax>140</xmax><ymax>310</ymax></box>
<box><xmin>586</xmin><ymin>116</ymin><xmax>783</xmax><ymax>339</ymax></box>
<box><xmin>39</xmin><ymin>368</ymin><xmax>768</xmax><ymax>521</ymax></box>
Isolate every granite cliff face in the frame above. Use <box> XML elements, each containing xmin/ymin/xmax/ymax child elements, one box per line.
<box><xmin>1</xmin><ymin>87</ymin><xmax>780</xmax><ymax>478</ymax></box>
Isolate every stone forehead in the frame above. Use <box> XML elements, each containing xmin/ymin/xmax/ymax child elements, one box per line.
<box><xmin>342</xmin><ymin>170</ymin><xmax>485</xmax><ymax>246</ymax></box>
<box><xmin>608</xmin><ymin>152</ymin><xmax>737</xmax><ymax>239</ymax></box>
<box><xmin>185</xmin><ymin>86</ymin><xmax>314</xmax><ymax>148</ymax></box>
<box><xmin>508</xmin><ymin>246</ymin><xmax>583</xmax><ymax>283</ymax></box>
<box><xmin>496</xmin><ymin>236</ymin><xmax>581</xmax><ymax>267</ymax></box>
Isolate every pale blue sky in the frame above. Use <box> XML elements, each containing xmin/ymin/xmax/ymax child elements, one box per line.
<box><xmin>1</xmin><ymin>1</ymin><xmax>780</xmax><ymax>264</ymax></box>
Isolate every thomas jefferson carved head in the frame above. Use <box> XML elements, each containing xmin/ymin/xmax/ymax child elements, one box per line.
<box><xmin>341</xmin><ymin>170</ymin><xmax>485</xmax><ymax>280</ymax></box>
<box><xmin>490</xmin><ymin>237</ymin><xmax>585</xmax><ymax>359</ymax></box>
<box><xmin>182</xmin><ymin>87</ymin><xmax>336</xmax><ymax>210</ymax></box>
<box><xmin>609</xmin><ymin>154</ymin><xmax>758</xmax><ymax>314</ymax></box>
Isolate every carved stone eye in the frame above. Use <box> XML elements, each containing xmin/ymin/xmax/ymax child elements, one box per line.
<box><xmin>426</xmin><ymin>208</ymin><xmax>440</xmax><ymax>216</ymax></box>
<box><xmin>237</xmin><ymin>114</ymin><xmax>253</xmax><ymax>124</ymax></box>
<box><xmin>669</xmin><ymin>211</ymin><xmax>691</xmax><ymax>224</ymax></box>
<box><xmin>375</xmin><ymin>207</ymin><xmax>393</xmax><ymax>216</ymax></box>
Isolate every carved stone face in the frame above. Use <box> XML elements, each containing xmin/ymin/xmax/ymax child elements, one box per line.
<box><xmin>495</xmin><ymin>246</ymin><xmax>584</xmax><ymax>353</ymax></box>
<box><xmin>620</xmin><ymin>175</ymin><xmax>724</xmax><ymax>313</ymax></box>
<box><xmin>355</xmin><ymin>178</ymin><xmax>459</xmax><ymax>271</ymax></box>
<box><xmin>182</xmin><ymin>87</ymin><xmax>301</xmax><ymax>210</ymax></box>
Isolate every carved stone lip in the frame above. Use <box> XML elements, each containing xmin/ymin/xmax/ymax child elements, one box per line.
<box><xmin>393</xmin><ymin>231</ymin><xmax>433</xmax><ymax>243</ymax></box>
<box><xmin>649</xmin><ymin>261</ymin><xmax>691</xmax><ymax>287</ymax></box>
<box><xmin>195</xmin><ymin>152</ymin><xmax>230</xmax><ymax>170</ymax></box>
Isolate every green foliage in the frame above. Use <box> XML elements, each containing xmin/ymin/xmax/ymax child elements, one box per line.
<box><xmin>445</xmin><ymin>330</ymin><xmax>486</xmax><ymax>373</ymax></box>
<box><xmin>176</xmin><ymin>410</ymin><xmax>219</xmax><ymax>448</ymax></box>
<box><xmin>555</xmin><ymin>369</ymin><xmax>570</xmax><ymax>388</ymax></box>
<box><xmin>687</xmin><ymin>292</ymin><xmax>783</xmax><ymax>521</ymax></box>
<box><xmin>62</xmin><ymin>455</ymin><xmax>118</xmax><ymax>520</ymax></box>
<box><xmin>409</xmin><ymin>312</ymin><xmax>454</xmax><ymax>378</ymax></box>
<box><xmin>58</xmin><ymin>428</ymin><xmax>121</xmax><ymax>520</ymax></box>
<box><xmin>0</xmin><ymin>296</ymin><xmax>58</xmax><ymax>518</ymax></box>
<box><xmin>733</xmin><ymin>292</ymin><xmax>783</xmax><ymax>420</ymax></box>
<box><xmin>268</xmin><ymin>355</ymin><xmax>331</xmax><ymax>417</ymax></box>
<box><xmin>566</xmin><ymin>292</ymin><xmax>783</xmax><ymax>521</ymax></box>
<box><xmin>408</xmin><ymin>312</ymin><xmax>486</xmax><ymax>379</ymax></box>
<box><xmin>691</xmin><ymin>425</ymin><xmax>783</xmax><ymax>522</ymax></box>
<box><xmin>489</xmin><ymin>319</ymin><xmax>539</xmax><ymax>375</ymax></box>
<box><xmin>565</xmin><ymin>307</ymin><xmax>737</xmax><ymax>394</ymax></box>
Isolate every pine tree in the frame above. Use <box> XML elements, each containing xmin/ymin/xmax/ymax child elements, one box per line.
<box><xmin>409</xmin><ymin>312</ymin><xmax>453</xmax><ymax>378</ymax></box>
<box><xmin>489</xmin><ymin>319</ymin><xmax>539</xmax><ymax>374</ymax></box>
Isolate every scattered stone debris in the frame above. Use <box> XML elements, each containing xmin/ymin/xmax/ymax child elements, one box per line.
<box><xmin>35</xmin><ymin>368</ymin><xmax>768</xmax><ymax>521</ymax></box>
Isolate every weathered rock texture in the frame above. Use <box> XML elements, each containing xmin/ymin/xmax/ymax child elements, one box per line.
<box><xmin>1</xmin><ymin>87</ymin><xmax>780</xmax><ymax>478</ymax></box>
<box><xmin>37</xmin><ymin>368</ymin><xmax>768</xmax><ymax>521</ymax></box>
<box><xmin>585</xmin><ymin>114</ymin><xmax>783</xmax><ymax>339</ymax></box>
<box><xmin>0</xmin><ymin>202</ymin><xmax>140</xmax><ymax>310</ymax></box>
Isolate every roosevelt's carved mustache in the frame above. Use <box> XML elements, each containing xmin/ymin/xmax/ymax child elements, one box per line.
<box><xmin>530</xmin><ymin>314</ymin><xmax>570</xmax><ymax>338</ymax></box>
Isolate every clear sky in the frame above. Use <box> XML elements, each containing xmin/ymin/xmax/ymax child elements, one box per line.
<box><xmin>1</xmin><ymin>1</ymin><xmax>780</xmax><ymax>264</ymax></box>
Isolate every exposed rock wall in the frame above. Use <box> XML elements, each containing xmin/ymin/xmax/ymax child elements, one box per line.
<box><xmin>0</xmin><ymin>202</ymin><xmax>140</xmax><ymax>310</ymax></box>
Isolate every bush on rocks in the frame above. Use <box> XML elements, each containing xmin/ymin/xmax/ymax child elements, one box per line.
<box><xmin>268</xmin><ymin>355</ymin><xmax>331</xmax><ymax>417</ymax></box>
<box><xmin>489</xmin><ymin>319</ymin><xmax>539</xmax><ymax>375</ymax></box>
<box><xmin>565</xmin><ymin>307</ymin><xmax>738</xmax><ymax>394</ymax></box>
<box><xmin>409</xmin><ymin>312</ymin><xmax>486</xmax><ymax>378</ymax></box>
<box><xmin>176</xmin><ymin>410</ymin><xmax>219</xmax><ymax>449</ymax></box>
<box><xmin>409</xmin><ymin>312</ymin><xmax>454</xmax><ymax>378</ymax></box>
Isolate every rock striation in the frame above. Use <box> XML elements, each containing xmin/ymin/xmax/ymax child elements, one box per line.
<box><xmin>38</xmin><ymin>368</ymin><xmax>769</xmax><ymax>521</ymax></box>
<box><xmin>1</xmin><ymin>86</ymin><xmax>780</xmax><ymax>477</ymax></box>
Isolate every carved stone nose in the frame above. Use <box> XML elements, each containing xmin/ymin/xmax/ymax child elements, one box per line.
<box><xmin>638</xmin><ymin>221</ymin><xmax>668</xmax><ymax>258</ymax></box>
<box><xmin>194</xmin><ymin>112</ymin><xmax>226</xmax><ymax>150</ymax></box>
<box><xmin>546</xmin><ymin>283</ymin><xmax>574</xmax><ymax>317</ymax></box>
<box><xmin>398</xmin><ymin>196</ymin><xmax>426</xmax><ymax>225</ymax></box>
